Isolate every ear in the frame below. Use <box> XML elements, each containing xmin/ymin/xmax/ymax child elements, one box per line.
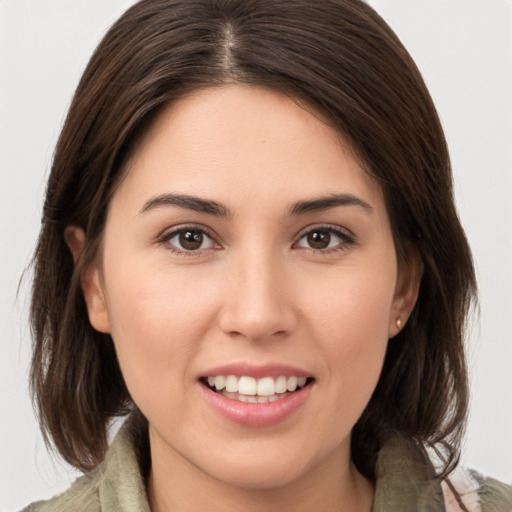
<box><xmin>64</xmin><ymin>225</ymin><xmax>111</xmax><ymax>334</ymax></box>
<box><xmin>388</xmin><ymin>244</ymin><xmax>423</xmax><ymax>338</ymax></box>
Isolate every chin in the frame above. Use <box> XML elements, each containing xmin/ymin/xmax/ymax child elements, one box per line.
<box><xmin>194</xmin><ymin>436</ymin><xmax>335</xmax><ymax>492</ymax></box>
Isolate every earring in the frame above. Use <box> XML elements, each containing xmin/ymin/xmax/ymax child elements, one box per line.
<box><xmin>396</xmin><ymin>318</ymin><xmax>402</xmax><ymax>329</ymax></box>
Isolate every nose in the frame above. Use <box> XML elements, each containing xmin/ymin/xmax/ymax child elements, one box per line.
<box><xmin>218</xmin><ymin>249</ymin><xmax>297</xmax><ymax>343</ymax></box>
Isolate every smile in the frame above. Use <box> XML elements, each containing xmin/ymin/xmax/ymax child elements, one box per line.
<box><xmin>202</xmin><ymin>375</ymin><xmax>312</xmax><ymax>403</ymax></box>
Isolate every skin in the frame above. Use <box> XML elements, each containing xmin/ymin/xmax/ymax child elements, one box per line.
<box><xmin>67</xmin><ymin>85</ymin><xmax>421</xmax><ymax>511</ymax></box>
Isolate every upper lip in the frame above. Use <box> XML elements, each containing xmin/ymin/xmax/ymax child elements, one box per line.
<box><xmin>200</xmin><ymin>362</ymin><xmax>312</xmax><ymax>379</ymax></box>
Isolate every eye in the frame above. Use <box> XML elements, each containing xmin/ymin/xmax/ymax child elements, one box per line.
<box><xmin>295</xmin><ymin>227</ymin><xmax>354</xmax><ymax>251</ymax></box>
<box><xmin>161</xmin><ymin>227</ymin><xmax>218</xmax><ymax>253</ymax></box>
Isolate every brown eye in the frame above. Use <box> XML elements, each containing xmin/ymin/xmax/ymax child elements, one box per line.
<box><xmin>295</xmin><ymin>227</ymin><xmax>353</xmax><ymax>252</ymax></box>
<box><xmin>307</xmin><ymin>230</ymin><xmax>331</xmax><ymax>249</ymax></box>
<box><xmin>164</xmin><ymin>228</ymin><xmax>217</xmax><ymax>253</ymax></box>
<box><xmin>179</xmin><ymin>230</ymin><xmax>204</xmax><ymax>250</ymax></box>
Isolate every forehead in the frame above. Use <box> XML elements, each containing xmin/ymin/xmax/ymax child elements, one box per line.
<box><xmin>116</xmin><ymin>84</ymin><xmax>384</xmax><ymax>213</ymax></box>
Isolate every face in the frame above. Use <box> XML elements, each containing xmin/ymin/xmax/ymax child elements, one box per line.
<box><xmin>76</xmin><ymin>85</ymin><xmax>419</xmax><ymax>491</ymax></box>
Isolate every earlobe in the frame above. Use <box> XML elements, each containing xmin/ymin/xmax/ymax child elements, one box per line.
<box><xmin>389</xmin><ymin>246</ymin><xmax>423</xmax><ymax>338</ymax></box>
<box><xmin>64</xmin><ymin>225</ymin><xmax>111</xmax><ymax>334</ymax></box>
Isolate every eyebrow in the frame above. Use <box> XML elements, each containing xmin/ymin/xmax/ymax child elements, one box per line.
<box><xmin>139</xmin><ymin>193</ymin><xmax>232</xmax><ymax>217</ymax></box>
<box><xmin>139</xmin><ymin>192</ymin><xmax>373</xmax><ymax>217</ymax></box>
<box><xmin>289</xmin><ymin>194</ymin><xmax>374</xmax><ymax>215</ymax></box>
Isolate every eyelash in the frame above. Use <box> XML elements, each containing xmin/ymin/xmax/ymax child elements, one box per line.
<box><xmin>157</xmin><ymin>225</ymin><xmax>220</xmax><ymax>257</ymax></box>
<box><xmin>157</xmin><ymin>224</ymin><xmax>355</xmax><ymax>257</ymax></box>
<box><xmin>293</xmin><ymin>225</ymin><xmax>356</xmax><ymax>255</ymax></box>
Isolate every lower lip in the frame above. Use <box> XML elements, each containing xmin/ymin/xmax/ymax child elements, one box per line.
<box><xmin>198</xmin><ymin>382</ymin><xmax>313</xmax><ymax>427</ymax></box>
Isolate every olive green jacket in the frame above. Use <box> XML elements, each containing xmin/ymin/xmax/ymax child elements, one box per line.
<box><xmin>22</xmin><ymin>418</ymin><xmax>512</xmax><ymax>512</ymax></box>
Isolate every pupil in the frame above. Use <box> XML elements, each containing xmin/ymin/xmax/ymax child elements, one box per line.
<box><xmin>180</xmin><ymin>230</ymin><xmax>203</xmax><ymax>250</ymax></box>
<box><xmin>308</xmin><ymin>230</ymin><xmax>330</xmax><ymax>249</ymax></box>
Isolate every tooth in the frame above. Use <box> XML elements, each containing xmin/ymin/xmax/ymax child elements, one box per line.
<box><xmin>238</xmin><ymin>376</ymin><xmax>257</xmax><ymax>395</ymax></box>
<box><xmin>225</xmin><ymin>375</ymin><xmax>238</xmax><ymax>393</ymax></box>
<box><xmin>287</xmin><ymin>376</ymin><xmax>298</xmax><ymax>392</ymax></box>
<box><xmin>257</xmin><ymin>396</ymin><xmax>269</xmax><ymax>403</ymax></box>
<box><xmin>214</xmin><ymin>375</ymin><xmax>226</xmax><ymax>391</ymax></box>
<box><xmin>275</xmin><ymin>376</ymin><xmax>287</xmax><ymax>393</ymax></box>
<box><xmin>237</xmin><ymin>393</ymin><xmax>248</xmax><ymax>403</ymax></box>
<box><xmin>246</xmin><ymin>395</ymin><xmax>257</xmax><ymax>403</ymax></box>
<box><xmin>257</xmin><ymin>377</ymin><xmax>275</xmax><ymax>396</ymax></box>
<box><xmin>211</xmin><ymin>374</ymin><xmax>307</xmax><ymax>398</ymax></box>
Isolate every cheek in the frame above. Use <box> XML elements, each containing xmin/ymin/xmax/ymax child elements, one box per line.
<box><xmin>305</xmin><ymin>261</ymin><xmax>396</xmax><ymax>347</ymax></box>
<box><xmin>303</xmin><ymin>266</ymin><xmax>395</xmax><ymax>411</ymax></box>
<box><xmin>100</xmin><ymin>257</ymin><xmax>219</xmax><ymax>405</ymax></box>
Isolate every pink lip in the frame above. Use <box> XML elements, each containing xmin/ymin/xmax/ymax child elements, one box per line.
<box><xmin>197</xmin><ymin>381</ymin><xmax>313</xmax><ymax>427</ymax></box>
<box><xmin>200</xmin><ymin>362</ymin><xmax>311</xmax><ymax>379</ymax></box>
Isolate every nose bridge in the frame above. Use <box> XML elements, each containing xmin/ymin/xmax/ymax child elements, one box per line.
<box><xmin>219</xmin><ymin>243</ymin><xmax>296</xmax><ymax>341</ymax></box>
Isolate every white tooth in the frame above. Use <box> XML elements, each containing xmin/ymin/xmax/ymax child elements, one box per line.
<box><xmin>297</xmin><ymin>377</ymin><xmax>307</xmax><ymax>388</ymax></box>
<box><xmin>257</xmin><ymin>396</ymin><xmax>270</xmax><ymax>403</ymax></box>
<box><xmin>225</xmin><ymin>375</ymin><xmax>238</xmax><ymax>393</ymax></box>
<box><xmin>214</xmin><ymin>375</ymin><xmax>226</xmax><ymax>391</ymax></box>
<box><xmin>237</xmin><ymin>393</ymin><xmax>248</xmax><ymax>403</ymax></box>
<box><xmin>268</xmin><ymin>394</ymin><xmax>279</xmax><ymax>402</ymax></box>
<box><xmin>257</xmin><ymin>377</ymin><xmax>275</xmax><ymax>396</ymax></box>
<box><xmin>247</xmin><ymin>395</ymin><xmax>257</xmax><ymax>403</ymax></box>
<box><xmin>275</xmin><ymin>376</ymin><xmax>287</xmax><ymax>394</ymax></box>
<box><xmin>238</xmin><ymin>376</ymin><xmax>257</xmax><ymax>395</ymax></box>
<box><xmin>287</xmin><ymin>376</ymin><xmax>298</xmax><ymax>392</ymax></box>
<box><xmin>207</xmin><ymin>376</ymin><xmax>215</xmax><ymax>387</ymax></box>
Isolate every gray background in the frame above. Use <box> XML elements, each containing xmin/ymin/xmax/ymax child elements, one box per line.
<box><xmin>1</xmin><ymin>1</ymin><xmax>511</xmax><ymax>510</ymax></box>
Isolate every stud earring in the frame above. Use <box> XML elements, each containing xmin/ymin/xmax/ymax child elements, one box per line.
<box><xmin>396</xmin><ymin>318</ymin><xmax>402</xmax><ymax>329</ymax></box>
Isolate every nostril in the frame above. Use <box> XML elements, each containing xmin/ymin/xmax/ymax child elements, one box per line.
<box><xmin>217</xmin><ymin>283</ymin><xmax>298</xmax><ymax>342</ymax></box>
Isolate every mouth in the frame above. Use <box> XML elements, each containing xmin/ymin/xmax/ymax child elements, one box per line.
<box><xmin>200</xmin><ymin>375</ymin><xmax>315</xmax><ymax>404</ymax></box>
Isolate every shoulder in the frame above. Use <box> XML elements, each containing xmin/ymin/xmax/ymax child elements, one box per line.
<box><xmin>442</xmin><ymin>467</ymin><xmax>512</xmax><ymax>512</ymax></box>
<box><xmin>20</xmin><ymin>472</ymin><xmax>100</xmax><ymax>512</ymax></box>
<box><xmin>374</xmin><ymin>434</ymin><xmax>512</xmax><ymax>511</ymax></box>
<box><xmin>20</xmin><ymin>415</ymin><xmax>150</xmax><ymax>512</ymax></box>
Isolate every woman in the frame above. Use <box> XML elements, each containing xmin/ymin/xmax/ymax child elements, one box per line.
<box><xmin>21</xmin><ymin>0</ymin><xmax>511</xmax><ymax>510</ymax></box>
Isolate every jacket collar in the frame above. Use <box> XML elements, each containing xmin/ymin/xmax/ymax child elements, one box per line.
<box><xmin>101</xmin><ymin>418</ymin><xmax>445</xmax><ymax>511</ymax></box>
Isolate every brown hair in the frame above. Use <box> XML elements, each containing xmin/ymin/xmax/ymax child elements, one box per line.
<box><xmin>30</xmin><ymin>0</ymin><xmax>476</xmax><ymax>479</ymax></box>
